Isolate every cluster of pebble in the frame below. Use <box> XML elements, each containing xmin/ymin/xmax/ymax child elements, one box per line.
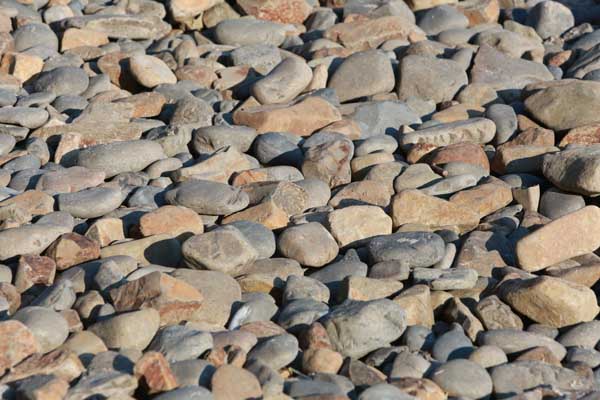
<box><xmin>3</xmin><ymin>0</ymin><xmax>600</xmax><ymax>398</ymax></box>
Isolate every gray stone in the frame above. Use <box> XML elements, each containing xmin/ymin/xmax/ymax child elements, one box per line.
<box><xmin>398</xmin><ymin>55</ymin><xmax>467</xmax><ymax>104</ymax></box>
<box><xmin>0</xmin><ymin>223</ymin><xmax>70</xmax><ymax>261</ymax></box>
<box><xmin>74</xmin><ymin>140</ymin><xmax>165</xmax><ymax>179</ymax></box>
<box><xmin>431</xmin><ymin>359</ymin><xmax>493</xmax><ymax>399</ymax></box>
<box><xmin>230</xmin><ymin>44</ymin><xmax>282</xmax><ymax>75</ymax></box>
<box><xmin>329</xmin><ymin>50</ymin><xmax>395</xmax><ymax>103</ymax></box>
<box><xmin>165</xmin><ymin>180</ymin><xmax>249</xmax><ymax>215</ymax></box>
<box><xmin>57</xmin><ymin>187</ymin><xmax>124</xmax><ymax>219</ymax></box>
<box><xmin>12</xmin><ymin>306</ymin><xmax>69</xmax><ymax>353</ymax></box>
<box><xmin>486</xmin><ymin>104</ymin><xmax>517</xmax><ymax>144</ymax></box>
<box><xmin>277</xmin><ymin>298</ymin><xmax>329</xmax><ymax>331</ymax></box>
<box><xmin>558</xmin><ymin>320</ymin><xmax>600</xmax><ymax>349</ymax></box>
<box><xmin>0</xmin><ymin>107</ymin><xmax>48</xmax><ymax>129</ymax></box>
<box><xmin>283</xmin><ymin>275</ymin><xmax>330</xmax><ymax>304</ymax></box>
<box><xmin>253</xmin><ymin>132</ymin><xmax>303</xmax><ymax>166</ymax></box>
<box><xmin>214</xmin><ymin>18</ymin><xmax>290</xmax><ymax>46</ymax></box>
<box><xmin>399</xmin><ymin>118</ymin><xmax>496</xmax><ymax>149</ymax></box>
<box><xmin>320</xmin><ymin>299</ymin><xmax>407</xmax><ymax>358</ymax></box>
<box><xmin>153</xmin><ymin>386</ymin><xmax>213</xmax><ymax>400</ymax></box>
<box><xmin>192</xmin><ymin>125</ymin><xmax>257</xmax><ymax>154</ymax></box>
<box><xmin>539</xmin><ymin>188</ymin><xmax>586</xmax><ymax>219</ymax></box>
<box><xmin>367</xmin><ymin>231</ymin><xmax>446</xmax><ymax>267</ymax></box>
<box><xmin>542</xmin><ymin>145</ymin><xmax>600</xmax><ymax>196</ymax></box>
<box><xmin>418</xmin><ymin>5</ymin><xmax>469</xmax><ymax>35</ymax></box>
<box><xmin>14</xmin><ymin>23</ymin><xmax>58</xmax><ymax>52</ymax></box>
<box><xmin>247</xmin><ymin>333</ymin><xmax>299</xmax><ymax>370</ymax></box>
<box><xmin>182</xmin><ymin>225</ymin><xmax>259</xmax><ymax>274</ymax></box>
<box><xmin>32</xmin><ymin>66</ymin><xmax>89</xmax><ymax>96</ymax></box>
<box><xmin>148</xmin><ymin>325</ymin><xmax>213</xmax><ymax>362</ymax></box>
<box><xmin>252</xmin><ymin>57</ymin><xmax>313</xmax><ymax>104</ymax></box>
<box><xmin>228</xmin><ymin>220</ymin><xmax>275</xmax><ymax>259</ymax></box>
<box><xmin>478</xmin><ymin>329</ymin><xmax>566</xmax><ymax>361</ymax></box>
<box><xmin>526</xmin><ymin>0</ymin><xmax>574</xmax><ymax>39</ymax></box>
<box><xmin>349</xmin><ymin>100</ymin><xmax>421</xmax><ymax>138</ymax></box>
<box><xmin>432</xmin><ymin>324</ymin><xmax>473</xmax><ymax>362</ymax></box>
<box><xmin>359</xmin><ymin>383</ymin><xmax>416</xmax><ymax>400</ymax></box>
<box><xmin>89</xmin><ymin>308</ymin><xmax>160</xmax><ymax>351</ymax></box>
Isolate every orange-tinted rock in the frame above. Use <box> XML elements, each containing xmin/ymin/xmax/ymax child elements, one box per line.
<box><xmin>45</xmin><ymin>233</ymin><xmax>100</xmax><ymax>270</ymax></box>
<box><xmin>222</xmin><ymin>200</ymin><xmax>289</xmax><ymax>230</ymax></box>
<box><xmin>300</xmin><ymin>322</ymin><xmax>333</xmax><ymax>350</ymax></box>
<box><xmin>0</xmin><ymin>190</ymin><xmax>54</xmax><ymax>216</ymax></box>
<box><xmin>457</xmin><ymin>0</ymin><xmax>500</xmax><ymax>26</ymax></box>
<box><xmin>138</xmin><ymin>205</ymin><xmax>203</xmax><ymax>239</ymax></box>
<box><xmin>211</xmin><ymin>365</ymin><xmax>262</xmax><ymax>400</ymax></box>
<box><xmin>303</xmin><ymin>347</ymin><xmax>344</xmax><ymax>374</ymax></box>
<box><xmin>14</xmin><ymin>255</ymin><xmax>56</xmax><ymax>293</ymax></box>
<box><xmin>322</xmin><ymin>119</ymin><xmax>362</xmax><ymax>140</ymax></box>
<box><xmin>4</xmin><ymin>52</ymin><xmax>43</xmax><ymax>82</ymax></box>
<box><xmin>134</xmin><ymin>351</ymin><xmax>178</xmax><ymax>394</ymax></box>
<box><xmin>109</xmin><ymin>271</ymin><xmax>203</xmax><ymax>326</ymax></box>
<box><xmin>233</xmin><ymin>96</ymin><xmax>341</xmax><ymax>136</ymax></box>
<box><xmin>324</xmin><ymin>16</ymin><xmax>426</xmax><ymax>51</ymax></box>
<box><xmin>114</xmin><ymin>92</ymin><xmax>166</xmax><ymax>118</ymax></box>
<box><xmin>425</xmin><ymin>142</ymin><xmax>490</xmax><ymax>173</ymax></box>
<box><xmin>559</xmin><ymin>123</ymin><xmax>600</xmax><ymax>146</ymax></box>
<box><xmin>0</xmin><ymin>283</ymin><xmax>19</xmax><ymax>314</ymax></box>
<box><xmin>84</xmin><ymin>217</ymin><xmax>125</xmax><ymax>247</ymax></box>
<box><xmin>61</xmin><ymin>28</ymin><xmax>109</xmax><ymax>51</ymax></box>
<box><xmin>0</xmin><ymin>320</ymin><xmax>40</xmax><ymax>374</ymax></box>
<box><xmin>504</xmin><ymin>127</ymin><xmax>555</xmax><ymax>147</ymax></box>
<box><xmin>491</xmin><ymin>145</ymin><xmax>558</xmax><ymax>175</ymax></box>
<box><xmin>515</xmin><ymin>346</ymin><xmax>561</xmax><ymax>366</ymax></box>
<box><xmin>0</xmin><ymin>349</ymin><xmax>85</xmax><ymax>384</ymax></box>
<box><xmin>547</xmin><ymin>50</ymin><xmax>573</xmax><ymax>68</ymax></box>
<box><xmin>449</xmin><ymin>182</ymin><xmax>513</xmax><ymax>219</ymax></box>
<box><xmin>391</xmin><ymin>189</ymin><xmax>480</xmax><ymax>232</ymax></box>
<box><xmin>175</xmin><ymin>64</ymin><xmax>218</xmax><ymax>87</ymax></box>
<box><xmin>237</xmin><ymin>0</ymin><xmax>312</xmax><ymax>24</ymax></box>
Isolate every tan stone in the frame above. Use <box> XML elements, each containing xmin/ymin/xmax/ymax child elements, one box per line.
<box><xmin>233</xmin><ymin>96</ymin><xmax>341</xmax><ymax>136</ymax></box>
<box><xmin>449</xmin><ymin>182</ymin><xmax>513</xmax><ymax>219</ymax></box>
<box><xmin>5</xmin><ymin>52</ymin><xmax>43</xmax><ymax>82</ymax></box>
<box><xmin>32</xmin><ymin>122</ymin><xmax>144</xmax><ymax>148</ymax></box>
<box><xmin>61</xmin><ymin>331</ymin><xmax>107</xmax><ymax>357</ymax></box>
<box><xmin>100</xmin><ymin>234</ymin><xmax>181</xmax><ymax>267</ymax></box>
<box><xmin>114</xmin><ymin>92</ymin><xmax>166</xmax><ymax>118</ymax></box>
<box><xmin>432</xmin><ymin>104</ymin><xmax>485</xmax><ymax>123</ymax></box>
<box><xmin>475</xmin><ymin>295</ymin><xmax>523</xmax><ymax>330</ymax></box>
<box><xmin>324</xmin><ymin>16</ymin><xmax>425</xmax><ymax>51</ymax></box>
<box><xmin>351</xmin><ymin>152</ymin><xmax>395</xmax><ymax>178</ymax></box>
<box><xmin>559</xmin><ymin>123</ymin><xmax>600</xmax><ymax>146</ymax></box>
<box><xmin>172</xmin><ymin>147</ymin><xmax>254</xmax><ymax>183</ymax></box>
<box><xmin>134</xmin><ymin>351</ymin><xmax>178</xmax><ymax>394</ymax></box>
<box><xmin>169</xmin><ymin>0</ymin><xmax>222</xmax><ymax>22</ymax></box>
<box><xmin>0</xmin><ymin>349</ymin><xmax>85</xmax><ymax>384</ymax></box>
<box><xmin>211</xmin><ymin>365</ymin><xmax>262</xmax><ymax>400</ymax></box>
<box><xmin>14</xmin><ymin>255</ymin><xmax>56</xmax><ymax>293</ymax></box>
<box><xmin>85</xmin><ymin>218</ymin><xmax>125</xmax><ymax>247</ymax></box>
<box><xmin>0</xmin><ymin>190</ymin><xmax>54</xmax><ymax>216</ymax></box>
<box><xmin>512</xmin><ymin>185</ymin><xmax>540</xmax><ymax>212</ymax></box>
<box><xmin>442</xmin><ymin>297</ymin><xmax>484</xmax><ymax>341</ymax></box>
<box><xmin>515</xmin><ymin>347</ymin><xmax>561</xmax><ymax>366</ymax></box>
<box><xmin>454</xmin><ymin>231</ymin><xmax>509</xmax><ymax>277</ymax></box>
<box><xmin>405</xmin><ymin>0</ymin><xmax>457</xmax><ymax>11</ymax></box>
<box><xmin>391</xmin><ymin>189</ymin><xmax>480</xmax><ymax>232</ymax></box>
<box><xmin>0</xmin><ymin>283</ymin><xmax>19</xmax><ymax>314</ymax></box>
<box><xmin>516</xmin><ymin>206</ymin><xmax>600</xmax><ymax>272</ymax></box>
<box><xmin>203</xmin><ymin>1</ymin><xmax>239</xmax><ymax>28</ymax></box>
<box><xmin>53</xmin><ymin>133</ymin><xmax>81</xmax><ymax>164</ymax></box>
<box><xmin>45</xmin><ymin>233</ymin><xmax>100</xmax><ymax>270</ymax></box>
<box><xmin>393</xmin><ymin>285</ymin><xmax>434</xmax><ymax>328</ymax></box>
<box><xmin>505</xmin><ymin>127</ymin><xmax>554</xmax><ymax>147</ymax></box>
<box><xmin>60</xmin><ymin>309</ymin><xmax>83</xmax><ymax>333</ymax></box>
<box><xmin>329</xmin><ymin>180</ymin><xmax>392</xmax><ymax>208</ymax></box>
<box><xmin>222</xmin><ymin>200</ymin><xmax>289</xmax><ymax>230</ymax></box>
<box><xmin>500</xmin><ymin>276</ymin><xmax>599</xmax><ymax>328</ymax></box>
<box><xmin>546</xmin><ymin>263</ymin><xmax>600</xmax><ymax>288</ymax></box>
<box><xmin>425</xmin><ymin>142</ymin><xmax>490</xmax><ymax>173</ymax></box>
<box><xmin>0</xmin><ymin>320</ymin><xmax>40</xmax><ymax>374</ymax></box>
<box><xmin>344</xmin><ymin>276</ymin><xmax>403</xmax><ymax>301</ymax></box>
<box><xmin>110</xmin><ymin>271</ymin><xmax>203</xmax><ymax>326</ymax></box>
<box><xmin>327</xmin><ymin>205</ymin><xmax>392</xmax><ymax>248</ymax></box>
<box><xmin>175</xmin><ymin>64</ymin><xmax>218</xmax><ymax>87</ymax></box>
<box><xmin>61</xmin><ymin>28</ymin><xmax>109</xmax><ymax>51</ymax></box>
<box><xmin>457</xmin><ymin>0</ymin><xmax>500</xmax><ymax>26</ymax></box>
<box><xmin>237</xmin><ymin>0</ymin><xmax>312</xmax><ymax>24</ymax></box>
<box><xmin>322</xmin><ymin>118</ymin><xmax>362</xmax><ymax>140</ymax></box>
<box><xmin>302</xmin><ymin>347</ymin><xmax>343</xmax><ymax>374</ymax></box>
<box><xmin>491</xmin><ymin>145</ymin><xmax>559</xmax><ymax>174</ymax></box>
<box><xmin>390</xmin><ymin>378</ymin><xmax>446</xmax><ymax>400</ymax></box>
<box><xmin>139</xmin><ymin>205</ymin><xmax>203</xmax><ymax>240</ymax></box>
<box><xmin>304</xmin><ymin>63</ymin><xmax>328</xmax><ymax>92</ymax></box>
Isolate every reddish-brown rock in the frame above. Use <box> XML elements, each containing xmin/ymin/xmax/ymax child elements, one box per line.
<box><xmin>45</xmin><ymin>233</ymin><xmax>100</xmax><ymax>270</ymax></box>
<box><xmin>0</xmin><ymin>349</ymin><xmax>85</xmax><ymax>384</ymax></box>
<box><xmin>0</xmin><ymin>320</ymin><xmax>40</xmax><ymax>374</ymax></box>
<box><xmin>134</xmin><ymin>351</ymin><xmax>178</xmax><ymax>394</ymax></box>
<box><xmin>14</xmin><ymin>255</ymin><xmax>56</xmax><ymax>293</ymax></box>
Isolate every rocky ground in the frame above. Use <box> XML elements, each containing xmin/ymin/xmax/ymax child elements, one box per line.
<box><xmin>3</xmin><ymin>0</ymin><xmax>600</xmax><ymax>399</ymax></box>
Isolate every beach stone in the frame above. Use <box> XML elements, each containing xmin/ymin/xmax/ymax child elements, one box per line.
<box><xmin>165</xmin><ymin>180</ymin><xmax>249</xmax><ymax>215</ymax></box>
<box><xmin>526</xmin><ymin>0</ymin><xmax>574</xmax><ymax>39</ymax></box>
<box><xmin>32</xmin><ymin>66</ymin><xmax>89</xmax><ymax>96</ymax></box>
<box><xmin>327</xmin><ymin>205</ymin><xmax>392</xmax><ymax>248</ymax></box>
<box><xmin>128</xmin><ymin>55</ymin><xmax>176</xmax><ymax>88</ymax></box>
<box><xmin>491</xmin><ymin>360</ymin><xmax>594</xmax><ymax>397</ymax></box>
<box><xmin>89</xmin><ymin>308</ymin><xmax>160</xmax><ymax>351</ymax></box>
<box><xmin>237</xmin><ymin>0</ymin><xmax>312</xmax><ymax>24</ymax></box>
<box><xmin>500</xmin><ymin>276</ymin><xmax>600</xmax><ymax>328</ymax></box>
<box><xmin>328</xmin><ymin>50</ymin><xmax>395</xmax><ymax>103</ymax></box>
<box><xmin>393</xmin><ymin>285</ymin><xmax>434</xmax><ymax>328</ymax></box>
<box><xmin>45</xmin><ymin>233</ymin><xmax>100</xmax><ymax>270</ymax></box>
<box><xmin>398</xmin><ymin>55</ymin><xmax>468</xmax><ymax>104</ymax></box>
<box><xmin>431</xmin><ymin>359</ymin><xmax>492</xmax><ymax>399</ymax></box>
<box><xmin>233</xmin><ymin>96</ymin><xmax>341</xmax><ymax>136</ymax></box>
<box><xmin>74</xmin><ymin>140</ymin><xmax>165</xmax><ymax>179</ymax></box>
<box><xmin>277</xmin><ymin>222</ymin><xmax>338</xmax><ymax>267</ymax></box>
<box><xmin>57</xmin><ymin>187</ymin><xmax>123</xmax><ymax>219</ymax></box>
<box><xmin>0</xmin><ymin>320</ymin><xmax>40</xmax><ymax>373</ymax></box>
<box><xmin>391</xmin><ymin>189</ymin><xmax>480</xmax><ymax>232</ymax></box>
<box><xmin>138</xmin><ymin>205</ymin><xmax>203</xmax><ymax>239</ymax></box>
<box><xmin>214</xmin><ymin>18</ymin><xmax>291</xmax><ymax>47</ymax></box>
<box><xmin>13</xmin><ymin>306</ymin><xmax>68</xmax><ymax>353</ymax></box>
<box><xmin>478</xmin><ymin>329</ymin><xmax>566</xmax><ymax>360</ymax></box>
<box><xmin>0</xmin><ymin>224</ymin><xmax>71</xmax><ymax>261</ymax></box>
<box><xmin>471</xmin><ymin>45</ymin><xmax>553</xmax><ymax>91</ymax></box>
<box><xmin>368</xmin><ymin>231</ymin><xmax>445</xmax><ymax>268</ymax></box>
<box><xmin>539</xmin><ymin>188</ymin><xmax>585</xmax><ymax>220</ymax></box>
<box><xmin>542</xmin><ymin>145</ymin><xmax>600</xmax><ymax>196</ymax></box>
<box><xmin>320</xmin><ymin>299</ymin><xmax>407</xmax><ymax>358</ymax></box>
<box><xmin>0</xmin><ymin>107</ymin><xmax>48</xmax><ymax>129</ymax></box>
<box><xmin>399</xmin><ymin>118</ymin><xmax>496</xmax><ymax>149</ymax></box>
<box><xmin>252</xmin><ymin>57</ymin><xmax>312</xmax><ymax>105</ymax></box>
<box><xmin>516</xmin><ymin>206</ymin><xmax>600</xmax><ymax>272</ymax></box>
<box><xmin>302</xmin><ymin>137</ymin><xmax>353</xmax><ymax>188</ymax></box>
<box><xmin>475</xmin><ymin>295</ymin><xmax>523</xmax><ymax>330</ymax></box>
<box><xmin>211</xmin><ymin>365</ymin><xmax>262</xmax><ymax>400</ymax></box>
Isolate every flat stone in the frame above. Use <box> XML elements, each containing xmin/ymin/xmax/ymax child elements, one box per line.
<box><xmin>211</xmin><ymin>364</ymin><xmax>262</xmax><ymax>400</ymax></box>
<box><xmin>320</xmin><ymin>299</ymin><xmax>407</xmax><ymax>358</ymax></box>
<box><xmin>0</xmin><ymin>320</ymin><xmax>40</xmax><ymax>373</ymax></box>
<box><xmin>431</xmin><ymin>359</ymin><xmax>492</xmax><ymax>399</ymax></box>
<box><xmin>391</xmin><ymin>189</ymin><xmax>480</xmax><ymax>232</ymax></box>
<box><xmin>237</xmin><ymin>0</ymin><xmax>312</xmax><ymax>24</ymax></box>
<box><xmin>327</xmin><ymin>205</ymin><xmax>392</xmax><ymax>248</ymax></box>
<box><xmin>100</xmin><ymin>234</ymin><xmax>182</xmax><ymax>268</ymax></box>
<box><xmin>0</xmin><ymin>223</ymin><xmax>71</xmax><ymax>261</ymax></box>
<box><xmin>165</xmin><ymin>180</ymin><xmax>249</xmax><ymax>215</ymax></box>
<box><xmin>57</xmin><ymin>187</ymin><xmax>123</xmax><ymax>219</ymax></box>
<box><xmin>478</xmin><ymin>329</ymin><xmax>565</xmax><ymax>360</ymax></box>
<box><xmin>252</xmin><ymin>57</ymin><xmax>312</xmax><ymax>105</ymax></box>
<box><xmin>233</xmin><ymin>96</ymin><xmax>341</xmax><ymax>136</ymax></box>
<box><xmin>500</xmin><ymin>275</ymin><xmax>600</xmax><ymax>328</ymax></box>
<box><xmin>516</xmin><ymin>206</ymin><xmax>600</xmax><ymax>272</ymax></box>
<box><xmin>328</xmin><ymin>50</ymin><xmax>395</xmax><ymax>103</ymax></box>
<box><xmin>214</xmin><ymin>18</ymin><xmax>292</xmax><ymax>47</ymax></box>
<box><xmin>542</xmin><ymin>145</ymin><xmax>600</xmax><ymax>196</ymax></box>
<box><xmin>13</xmin><ymin>306</ymin><xmax>68</xmax><ymax>353</ymax></box>
<box><xmin>398</xmin><ymin>55</ymin><xmax>467</xmax><ymax>104</ymax></box>
<box><xmin>471</xmin><ymin>45</ymin><xmax>553</xmax><ymax>91</ymax></box>
<box><xmin>399</xmin><ymin>118</ymin><xmax>496</xmax><ymax>149</ymax></box>
<box><xmin>393</xmin><ymin>285</ymin><xmax>434</xmax><ymax>328</ymax></box>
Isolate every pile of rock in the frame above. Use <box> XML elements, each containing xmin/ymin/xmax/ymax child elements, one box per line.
<box><xmin>1</xmin><ymin>0</ymin><xmax>600</xmax><ymax>398</ymax></box>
